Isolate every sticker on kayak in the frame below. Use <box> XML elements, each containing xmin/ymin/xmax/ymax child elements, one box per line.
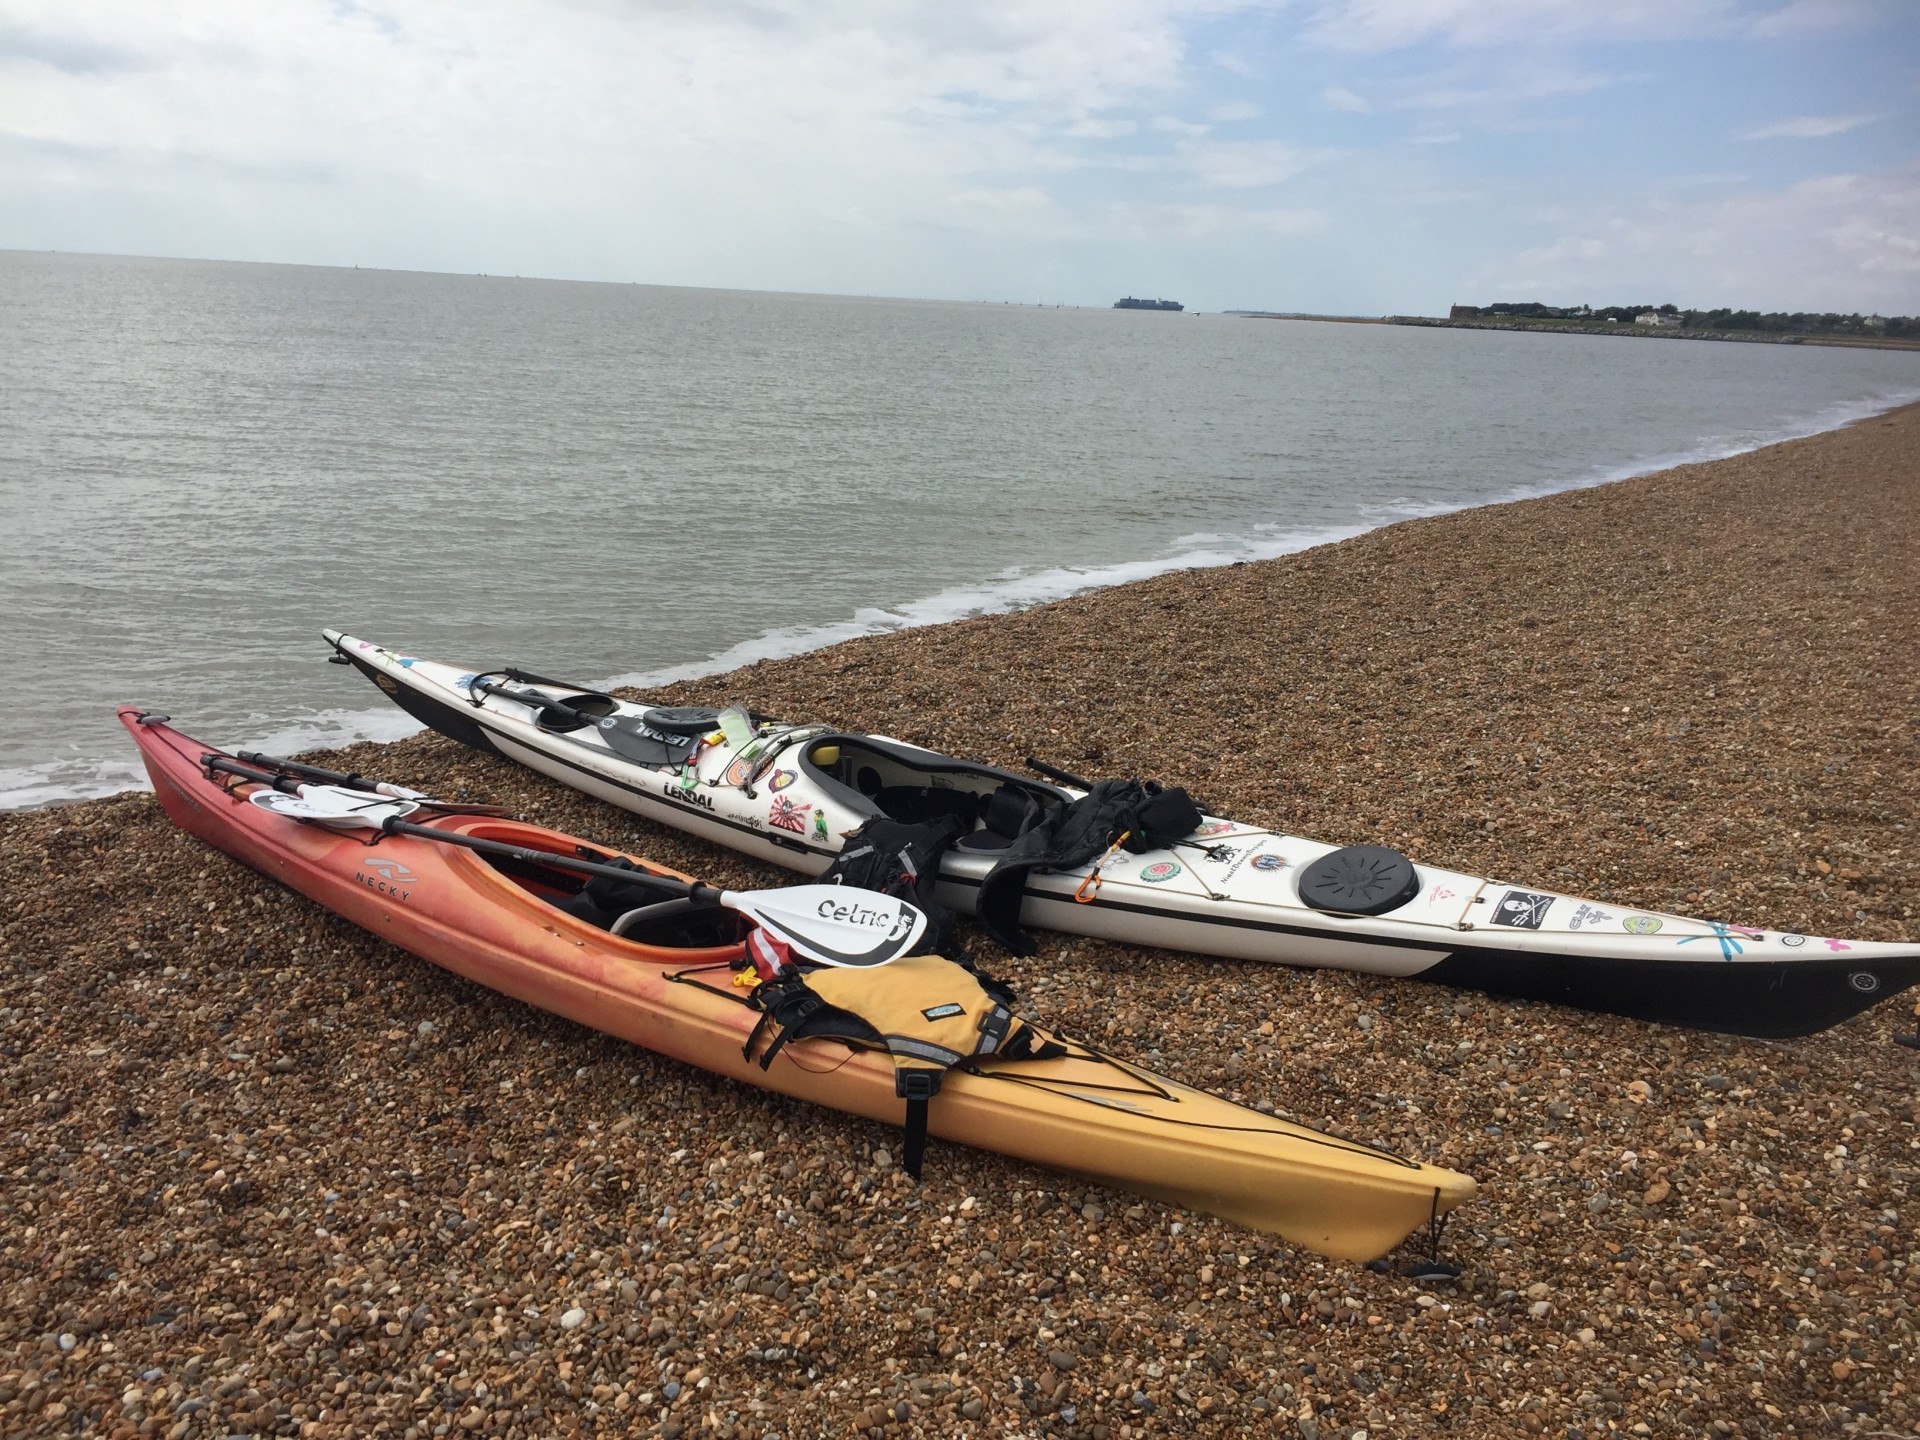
<box><xmin>1567</xmin><ymin>903</ymin><xmax>1613</xmax><ymax>930</ymax></box>
<box><xmin>1195</xmin><ymin>820</ymin><xmax>1234</xmax><ymax>836</ymax></box>
<box><xmin>769</xmin><ymin>796</ymin><xmax>813</xmax><ymax>834</ymax></box>
<box><xmin>1621</xmin><ymin>915</ymin><xmax>1663</xmax><ymax>935</ymax></box>
<box><xmin>1140</xmin><ymin>861</ymin><xmax>1182</xmax><ymax>883</ymax></box>
<box><xmin>354</xmin><ymin>855</ymin><xmax>418</xmax><ymax>901</ymax></box>
<box><xmin>1780</xmin><ymin>933</ymin><xmax>1806</xmax><ymax>948</ymax></box>
<box><xmin>376</xmin><ymin>674</ymin><xmax>399</xmax><ymax>694</ymax></box>
<box><xmin>769</xmin><ymin>769</ymin><xmax>797</xmax><ymax>791</ymax></box>
<box><xmin>1491</xmin><ymin>890</ymin><xmax>1552</xmax><ymax>929</ymax></box>
<box><xmin>1252</xmin><ymin>854</ymin><xmax>1290</xmax><ymax>873</ymax></box>
<box><xmin>1677</xmin><ymin>922</ymin><xmax>1756</xmax><ymax>960</ymax></box>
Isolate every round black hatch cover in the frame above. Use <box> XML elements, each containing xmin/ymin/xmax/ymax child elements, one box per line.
<box><xmin>641</xmin><ymin>706</ymin><xmax>725</xmax><ymax>736</ymax></box>
<box><xmin>1297</xmin><ymin>845</ymin><xmax>1421</xmax><ymax>916</ymax></box>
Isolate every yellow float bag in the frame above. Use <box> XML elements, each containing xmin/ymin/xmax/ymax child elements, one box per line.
<box><xmin>744</xmin><ymin>953</ymin><xmax>1064</xmax><ymax>1176</ymax></box>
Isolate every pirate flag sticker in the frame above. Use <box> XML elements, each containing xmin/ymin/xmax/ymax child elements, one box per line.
<box><xmin>1491</xmin><ymin>889</ymin><xmax>1553</xmax><ymax>929</ymax></box>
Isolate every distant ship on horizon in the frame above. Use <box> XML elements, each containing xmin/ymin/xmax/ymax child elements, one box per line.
<box><xmin>1114</xmin><ymin>296</ymin><xmax>1184</xmax><ymax>312</ymax></box>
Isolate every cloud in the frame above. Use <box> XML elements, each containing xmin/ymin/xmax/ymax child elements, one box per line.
<box><xmin>0</xmin><ymin>21</ymin><xmax>149</xmax><ymax>74</ymax></box>
<box><xmin>1749</xmin><ymin>0</ymin><xmax>1887</xmax><ymax>37</ymax></box>
<box><xmin>1737</xmin><ymin>113</ymin><xmax>1880</xmax><ymax>140</ymax></box>
<box><xmin>1064</xmin><ymin>117</ymin><xmax>1140</xmax><ymax>139</ymax></box>
<box><xmin>0</xmin><ymin>0</ymin><xmax>1271</xmax><ymax>289</ymax></box>
<box><xmin>1398</xmin><ymin>67</ymin><xmax>1630</xmax><ymax>111</ymax></box>
<box><xmin>1180</xmin><ymin>139</ymin><xmax>1319</xmax><ymax>188</ymax></box>
<box><xmin>1107</xmin><ymin>200</ymin><xmax>1326</xmax><ymax>238</ymax></box>
<box><xmin>1301</xmin><ymin>0</ymin><xmax>1747</xmax><ymax>52</ymax></box>
<box><xmin>1506</xmin><ymin>162</ymin><xmax>1920</xmax><ymax>309</ymax></box>
<box><xmin>1321</xmin><ymin>84</ymin><xmax>1371</xmax><ymax>113</ymax></box>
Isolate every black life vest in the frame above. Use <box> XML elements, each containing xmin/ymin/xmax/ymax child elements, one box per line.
<box><xmin>820</xmin><ymin>815</ymin><xmax>970</xmax><ymax>961</ymax></box>
<box><xmin>974</xmin><ymin>779</ymin><xmax>1204</xmax><ymax>954</ymax></box>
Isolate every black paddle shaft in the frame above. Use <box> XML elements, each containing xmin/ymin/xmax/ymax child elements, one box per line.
<box><xmin>376</xmin><ymin>819</ymin><xmax>704</xmax><ymax>901</ymax></box>
<box><xmin>1026</xmin><ymin>756</ymin><xmax>1093</xmax><ymax>790</ymax></box>
<box><xmin>201</xmin><ymin>754</ymin><xmax>699</xmax><ymax>900</ymax></box>
<box><xmin>236</xmin><ymin>751</ymin><xmax>380</xmax><ymax>792</ymax></box>
<box><xmin>472</xmin><ymin>677</ymin><xmax>569</xmax><ymax>712</ymax></box>
<box><xmin>205</xmin><ymin>754</ymin><xmax>307</xmax><ymax>794</ymax></box>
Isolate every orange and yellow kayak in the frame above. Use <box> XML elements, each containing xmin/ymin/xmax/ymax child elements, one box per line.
<box><xmin>121</xmin><ymin>706</ymin><xmax>1475</xmax><ymax>1262</ymax></box>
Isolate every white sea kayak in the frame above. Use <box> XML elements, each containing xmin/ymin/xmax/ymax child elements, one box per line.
<box><xmin>325</xmin><ymin>629</ymin><xmax>1920</xmax><ymax>1038</ymax></box>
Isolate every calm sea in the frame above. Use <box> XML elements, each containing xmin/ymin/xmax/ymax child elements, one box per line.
<box><xmin>3</xmin><ymin>249</ymin><xmax>1917</xmax><ymax>808</ymax></box>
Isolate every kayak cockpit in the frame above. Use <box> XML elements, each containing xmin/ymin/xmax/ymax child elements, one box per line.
<box><xmin>797</xmin><ymin>734</ymin><xmax>1066</xmax><ymax>852</ymax></box>
<box><xmin>467</xmin><ymin>839</ymin><xmax>748</xmax><ymax>950</ymax></box>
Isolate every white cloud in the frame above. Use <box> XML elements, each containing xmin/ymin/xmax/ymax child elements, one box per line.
<box><xmin>1507</xmin><ymin>163</ymin><xmax>1920</xmax><ymax>309</ymax></box>
<box><xmin>1737</xmin><ymin>113</ymin><xmax>1880</xmax><ymax>139</ymax></box>
<box><xmin>1749</xmin><ymin>0</ymin><xmax>1887</xmax><ymax>37</ymax></box>
<box><xmin>0</xmin><ymin>0</ymin><xmax>1912</xmax><ymax>315</ymax></box>
<box><xmin>1064</xmin><ymin>117</ymin><xmax>1140</xmax><ymax>139</ymax></box>
<box><xmin>1107</xmin><ymin>200</ymin><xmax>1326</xmax><ymax>238</ymax></box>
<box><xmin>0</xmin><ymin>0</ymin><xmax>1257</xmax><ymax>291</ymax></box>
<box><xmin>1180</xmin><ymin>139</ymin><xmax>1320</xmax><ymax>188</ymax></box>
<box><xmin>1302</xmin><ymin>0</ymin><xmax>1746</xmax><ymax>52</ymax></box>
<box><xmin>1399</xmin><ymin>67</ymin><xmax>1629</xmax><ymax>111</ymax></box>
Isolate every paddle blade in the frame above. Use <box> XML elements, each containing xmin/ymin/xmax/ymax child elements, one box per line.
<box><xmin>249</xmin><ymin>786</ymin><xmax>420</xmax><ymax>829</ymax></box>
<box><xmin>723</xmin><ymin>884</ymin><xmax>926</xmax><ymax>968</ymax></box>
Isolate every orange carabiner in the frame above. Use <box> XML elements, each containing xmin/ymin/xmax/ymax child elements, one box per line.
<box><xmin>1074</xmin><ymin>835</ymin><xmax>1129</xmax><ymax>904</ymax></box>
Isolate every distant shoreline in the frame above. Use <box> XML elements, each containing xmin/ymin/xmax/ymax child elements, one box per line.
<box><xmin>1237</xmin><ymin>310</ymin><xmax>1920</xmax><ymax>352</ymax></box>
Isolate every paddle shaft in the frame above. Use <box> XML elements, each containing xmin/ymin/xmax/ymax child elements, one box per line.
<box><xmin>1026</xmin><ymin>756</ymin><xmax>1092</xmax><ymax>790</ymax></box>
<box><xmin>203</xmin><ymin>755</ymin><xmax>685</xmax><ymax>893</ymax></box>
<box><xmin>473</xmin><ymin>678</ymin><xmax>575</xmax><ymax>714</ymax></box>
<box><xmin>236</xmin><ymin>751</ymin><xmax>389</xmax><ymax>793</ymax></box>
<box><xmin>375</xmin><ymin>819</ymin><xmax>703</xmax><ymax>899</ymax></box>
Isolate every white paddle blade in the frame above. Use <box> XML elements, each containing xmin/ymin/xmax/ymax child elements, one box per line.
<box><xmin>249</xmin><ymin>785</ymin><xmax>420</xmax><ymax>829</ymax></box>
<box><xmin>725</xmin><ymin>884</ymin><xmax>927</xmax><ymax>968</ymax></box>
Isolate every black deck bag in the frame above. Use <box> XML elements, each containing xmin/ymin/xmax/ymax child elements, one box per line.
<box><xmin>743</xmin><ymin>953</ymin><xmax>1064</xmax><ymax>1177</ymax></box>
<box><xmin>974</xmin><ymin>779</ymin><xmax>1205</xmax><ymax>954</ymax></box>
<box><xmin>820</xmin><ymin>814</ymin><xmax>971</xmax><ymax>961</ymax></box>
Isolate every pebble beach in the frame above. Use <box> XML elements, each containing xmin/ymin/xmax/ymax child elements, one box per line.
<box><xmin>4</xmin><ymin>404</ymin><xmax>1918</xmax><ymax>1439</ymax></box>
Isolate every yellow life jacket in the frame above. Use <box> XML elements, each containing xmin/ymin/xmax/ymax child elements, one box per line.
<box><xmin>744</xmin><ymin>953</ymin><xmax>1064</xmax><ymax>1176</ymax></box>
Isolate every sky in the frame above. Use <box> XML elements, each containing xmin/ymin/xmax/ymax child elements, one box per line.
<box><xmin>1</xmin><ymin>0</ymin><xmax>1915</xmax><ymax>314</ymax></box>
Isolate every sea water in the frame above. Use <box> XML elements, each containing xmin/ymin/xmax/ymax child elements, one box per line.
<box><xmin>3</xmin><ymin>249</ymin><xmax>1917</xmax><ymax>808</ymax></box>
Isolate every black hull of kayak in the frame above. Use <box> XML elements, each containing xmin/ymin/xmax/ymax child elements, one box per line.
<box><xmin>339</xmin><ymin>650</ymin><xmax>505</xmax><ymax>758</ymax></box>
<box><xmin>329</xmin><ymin>635</ymin><xmax>1920</xmax><ymax>1039</ymax></box>
<box><xmin>1421</xmin><ymin>946</ymin><xmax>1920</xmax><ymax>1040</ymax></box>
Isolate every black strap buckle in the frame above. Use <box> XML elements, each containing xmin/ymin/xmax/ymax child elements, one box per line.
<box><xmin>896</xmin><ymin>1070</ymin><xmax>941</xmax><ymax>1101</ymax></box>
